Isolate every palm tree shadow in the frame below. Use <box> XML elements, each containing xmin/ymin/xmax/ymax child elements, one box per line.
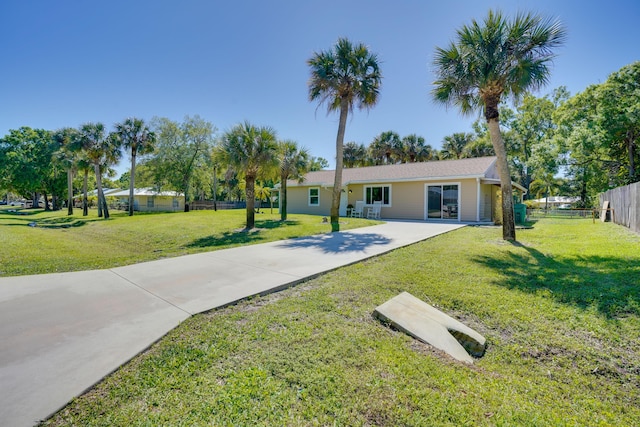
<box><xmin>473</xmin><ymin>242</ymin><xmax>640</xmax><ymax>318</ymax></box>
<box><xmin>187</xmin><ymin>220</ymin><xmax>300</xmax><ymax>248</ymax></box>
<box><xmin>277</xmin><ymin>232</ymin><xmax>391</xmax><ymax>254</ymax></box>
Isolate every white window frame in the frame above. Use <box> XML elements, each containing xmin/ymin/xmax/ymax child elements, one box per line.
<box><xmin>363</xmin><ymin>184</ymin><xmax>392</xmax><ymax>207</ymax></box>
<box><xmin>308</xmin><ymin>187</ymin><xmax>320</xmax><ymax>206</ymax></box>
<box><xmin>424</xmin><ymin>182</ymin><xmax>461</xmax><ymax>222</ymax></box>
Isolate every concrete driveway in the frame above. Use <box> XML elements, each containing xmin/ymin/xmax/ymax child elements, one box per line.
<box><xmin>0</xmin><ymin>221</ymin><xmax>464</xmax><ymax>426</ymax></box>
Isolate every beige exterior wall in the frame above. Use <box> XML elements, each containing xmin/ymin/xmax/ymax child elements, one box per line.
<box><xmin>112</xmin><ymin>195</ymin><xmax>185</xmax><ymax>212</ymax></box>
<box><xmin>286</xmin><ymin>186</ymin><xmax>332</xmax><ymax>216</ymax></box>
<box><xmin>288</xmin><ymin>178</ymin><xmax>497</xmax><ymax>222</ymax></box>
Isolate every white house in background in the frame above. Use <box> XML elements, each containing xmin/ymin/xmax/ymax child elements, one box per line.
<box><xmin>277</xmin><ymin>156</ymin><xmax>526</xmax><ymax>223</ymax></box>
<box><xmin>108</xmin><ymin>188</ymin><xmax>185</xmax><ymax>212</ymax></box>
<box><xmin>529</xmin><ymin>196</ymin><xmax>580</xmax><ymax>208</ymax></box>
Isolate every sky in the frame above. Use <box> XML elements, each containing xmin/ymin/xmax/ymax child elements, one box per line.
<box><xmin>1</xmin><ymin>0</ymin><xmax>639</xmax><ymax>176</ymax></box>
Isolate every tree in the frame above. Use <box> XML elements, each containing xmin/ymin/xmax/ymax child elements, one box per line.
<box><xmin>369</xmin><ymin>131</ymin><xmax>401</xmax><ymax>165</ymax></box>
<box><xmin>79</xmin><ymin>123</ymin><xmax>121</xmax><ymax>219</ymax></box>
<box><xmin>432</xmin><ymin>10</ymin><xmax>566</xmax><ymax>241</ymax></box>
<box><xmin>509</xmin><ymin>92</ymin><xmax>561</xmax><ymax>197</ymax></box>
<box><xmin>308</xmin><ymin>156</ymin><xmax>329</xmax><ymax>171</ymax></box>
<box><xmin>597</xmin><ymin>61</ymin><xmax>640</xmax><ymax>183</ymax></box>
<box><xmin>218</xmin><ymin>122</ymin><xmax>277</xmax><ymax>229</ymax></box>
<box><xmin>343</xmin><ymin>141</ymin><xmax>367</xmax><ymax>168</ymax></box>
<box><xmin>0</xmin><ymin>127</ymin><xmax>55</xmax><ymax>206</ymax></box>
<box><xmin>277</xmin><ymin>140</ymin><xmax>310</xmax><ymax>221</ymax></box>
<box><xmin>147</xmin><ymin>116</ymin><xmax>215</xmax><ymax>210</ymax></box>
<box><xmin>400</xmin><ymin>134</ymin><xmax>433</xmax><ymax>162</ymax></box>
<box><xmin>308</xmin><ymin>37</ymin><xmax>382</xmax><ymax>232</ymax></box>
<box><xmin>440</xmin><ymin>133</ymin><xmax>474</xmax><ymax>159</ymax></box>
<box><xmin>115</xmin><ymin>118</ymin><xmax>156</xmax><ymax>216</ymax></box>
<box><xmin>52</xmin><ymin>127</ymin><xmax>82</xmax><ymax>215</ymax></box>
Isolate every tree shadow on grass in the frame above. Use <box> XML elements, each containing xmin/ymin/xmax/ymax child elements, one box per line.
<box><xmin>277</xmin><ymin>232</ymin><xmax>392</xmax><ymax>254</ymax></box>
<box><xmin>187</xmin><ymin>220</ymin><xmax>302</xmax><ymax>249</ymax></box>
<box><xmin>473</xmin><ymin>242</ymin><xmax>640</xmax><ymax>318</ymax></box>
<box><xmin>0</xmin><ymin>215</ymin><xmax>97</xmax><ymax>228</ymax></box>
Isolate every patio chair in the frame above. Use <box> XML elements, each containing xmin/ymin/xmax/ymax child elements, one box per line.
<box><xmin>367</xmin><ymin>201</ymin><xmax>382</xmax><ymax>219</ymax></box>
<box><xmin>351</xmin><ymin>200</ymin><xmax>365</xmax><ymax>218</ymax></box>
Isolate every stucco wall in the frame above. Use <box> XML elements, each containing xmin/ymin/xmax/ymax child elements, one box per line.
<box><xmin>289</xmin><ymin>178</ymin><xmax>491</xmax><ymax>221</ymax></box>
<box><xmin>286</xmin><ymin>186</ymin><xmax>331</xmax><ymax>216</ymax></box>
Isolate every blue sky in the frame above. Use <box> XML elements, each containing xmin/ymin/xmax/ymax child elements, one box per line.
<box><xmin>1</xmin><ymin>0</ymin><xmax>639</xmax><ymax>175</ymax></box>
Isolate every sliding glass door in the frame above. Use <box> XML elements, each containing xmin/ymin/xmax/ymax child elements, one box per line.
<box><xmin>426</xmin><ymin>184</ymin><xmax>459</xmax><ymax>220</ymax></box>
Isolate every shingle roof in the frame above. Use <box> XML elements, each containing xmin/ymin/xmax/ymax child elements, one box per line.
<box><xmin>289</xmin><ymin>156</ymin><xmax>498</xmax><ymax>187</ymax></box>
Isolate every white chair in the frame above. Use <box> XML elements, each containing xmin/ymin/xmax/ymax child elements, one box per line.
<box><xmin>367</xmin><ymin>201</ymin><xmax>382</xmax><ymax>219</ymax></box>
<box><xmin>351</xmin><ymin>201</ymin><xmax>365</xmax><ymax>218</ymax></box>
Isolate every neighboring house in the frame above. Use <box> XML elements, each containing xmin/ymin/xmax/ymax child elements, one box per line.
<box><xmin>108</xmin><ymin>188</ymin><xmax>185</xmax><ymax>212</ymax></box>
<box><xmin>529</xmin><ymin>196</ymin><xmax>580</xmax><ymax>208</ymax></box>
<box><xmin>278</xmin><ymin>156</ymin><xmax>526</xmax><ymax>223</ymax></box>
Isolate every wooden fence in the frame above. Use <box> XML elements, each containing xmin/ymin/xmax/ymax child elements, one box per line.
<box><xmin>599</xmin><ymin>182</ymin><xmax>640</xmax><ymax>233</ymax></box>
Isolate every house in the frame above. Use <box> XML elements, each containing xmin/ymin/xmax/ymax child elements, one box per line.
<box><xmin>108</xmin><ymin>188</ymin><xmax>185</xmax><ymax>212</ymax></box>
<box><xmin>529</xmin><ymin>196</ymin><xmax>580</xmax><ymax>209</ymax></box>
<box><xmin>279</xmin><ymin>156</ymin><xmax>526</xmax><ymax>223</ymax></box>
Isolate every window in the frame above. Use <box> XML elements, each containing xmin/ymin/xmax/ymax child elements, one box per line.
<box><xmin>147</xmin><ymin>197</ymin><xmax>154</xmax><ymax>208</ymax></box>
<box><xmin>173</xmin><ymin>198</ymin><xmax>179</xmax><ymax>209</ymax></box>
<box><xmin>364</xmin><ymin>185</ymin><xmax>391</xmax><ymax>206</ymax></box>
<box><xmin>308</xmin><ymin>187</ymin><xmax>319</xmax><ymax>206</ymax></box>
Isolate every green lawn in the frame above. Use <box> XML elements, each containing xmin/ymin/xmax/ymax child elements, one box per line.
<box><xmin>0</xmin><ymin>207</ymin><xmax>379</xmax><ymax>277</ymax></box>
<box><xmin>41</xmin><ymin>218</ymin><xmax>640</xmax><ymax>426</ymax></box>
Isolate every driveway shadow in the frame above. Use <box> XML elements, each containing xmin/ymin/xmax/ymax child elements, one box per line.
<box><xmin>277</xmin><ymin>232</ymin><xmax>392</xmax><ymax>254</ymax></box>
<box><xmin>473</xmin><ymin>242</ymin><xmax>640</xmax><ymax>318</ymax></box>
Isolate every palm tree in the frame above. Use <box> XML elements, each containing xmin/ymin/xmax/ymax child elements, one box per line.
<box><xmin>432</xmin><ymin>10</ymin><xmax>566</xmax><ymax>241</ymax></box>
<box><xmin>369</xmin><ymin>131</ymin><xmax>401</xmax><ymax>165</ymax></box>
<box><xmin>115</xmin><ymin>118</ymin><xmax>156</xmax><ymax>216</ymax></box>
<box><xmin>343</xmin><ymin>141</ymin><xmax>367</xmax><ymax>168</ymax></box>
<box><xmin>52</xmin><ymin>127</ymin><xmax>81</xmax><ymax>215</ymax></box>
<box><xmin>308</xmin><ymin>37</ymin><xmax>382</xmax><ymax>232</ymax></box>
<box><xmin>79</xmin><ymin>123</ymin><xmax>121</xmax><ymax>219</ymax></box>
<box><xmin>277</xmin><ymin>140</ymin><xmax>310</xmax><ymax>221</ymax></box>
<box><xmin>400</xmin><ymin>134</ymin><xmax>429</xmax><ymax>162</ymax></box>
<box><xmin>218</xmin><ymin>122</ymin><xmax>277</xmax><ymax>229</ymax></box>
<box><xmin>440</xmin><ymin>133</ymin><xmax>474</xmax><ymax>159</ymax></box>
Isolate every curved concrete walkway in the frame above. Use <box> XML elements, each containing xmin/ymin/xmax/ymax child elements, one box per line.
<box><xmin>0</xmin><ymin>221</ymin><xmax>464</xmax><ymax>426</ymax></box>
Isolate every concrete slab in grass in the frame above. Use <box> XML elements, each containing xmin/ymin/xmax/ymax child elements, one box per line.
<box><xmin>374</xmin><ymin>291</ymin><xmax>486</xmax><ymax>364</ymax></box>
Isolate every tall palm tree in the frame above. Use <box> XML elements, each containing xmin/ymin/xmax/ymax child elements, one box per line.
<box><xmin>218</xmin><ymin>122</ymin><xmax>277</xmax><ymax>229</ymax></box>
<box><xmin>52</xmin><ymin>127</ymin><xmax>81</xmax><ymax>215</ymax></box>
<box><xmin>277</xmin><ymin>140</ymin><xmax>310</xmax><ymax>221</ymax></box>
<box><xmin>115</xmin><ymin>118</ymin><xmax>156</xmax><ymax>216</ymax></box>
<box><xmin>308</xmin><ymin>37</ymin><xmax>382</xmax><ymax>232</ymax></box>
<box><xmin>79</xmin><ymin>123</ymin><xmax>121</xmax><ymax>219</ymax></box>
<box><xmin>432</xmin><ymin>10</ymin><xmax>565</xmax><ymax>240</ymax></box>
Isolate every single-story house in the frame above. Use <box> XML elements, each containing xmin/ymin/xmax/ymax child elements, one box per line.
<box><xmin>108</xmin><ymin>188</ymin><xmax>185</xmax><ymax>212</ymax></box>
<box><xmin>279</xmin><ymin>156</ymin><xmax>526</xmax><ymax>223</ymax></box>
<box><xmin>529</xmin><ymin>196</ymin><xmax>580</xmax><ymax>208</ymax></box>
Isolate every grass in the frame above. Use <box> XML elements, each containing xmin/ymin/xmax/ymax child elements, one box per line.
<box><xmin>41</xmin><ymin>218</ymin><xmax>640</xmax><ymax>426</ymax></box>
<box><xmin>0</xmin><ymin>207</ymin><xmax>379</xmax><ymax>277</ymax></box>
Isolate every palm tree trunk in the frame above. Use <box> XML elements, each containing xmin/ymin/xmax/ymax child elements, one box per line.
<box><xmin>129</xmin><ymin>152</ymin><xmax>136</xmax><ymax>216</ymax></box>
<box><xmin>331</xmin><ymin>99</ymin><xmax>349</xmax><ymax>232</ymax></box>
<box><xmin>67</xmin><ymin>168</ymin><xmax>74</xmax><ymax>215</ymax></box>
<box><xmin>627</xmin><ymin>131</ymin><xmax>636</xmax><ymax>181</ymax></box>
<box><xmin>280</xmin><ymin>174</ymin><xmax>288</xmax><ymax>221</ymax></box>
<box><xmin>94</xmin><ymin>163</ymin><xmax>109</xmax><ymax>219</ymax></box>
<box><xmin>82</xmin><ymin>169</ymin><xmax>88</xmax><ymax>216</ymax></box>
<box><xmin>245</xmin><ymin>175</ymin><xmax>256</xmax><ymax>229</ymax></box>
<box><xmin>487</xmin><ymin>118</ymin><xmax>516</xmax><ymax>241</ymax></box>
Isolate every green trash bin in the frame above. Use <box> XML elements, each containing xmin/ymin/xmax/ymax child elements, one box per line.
<box><xmin>514</xmin><ymin>203</ymin><xmax>527</xmax><ymax>224</ymax></box>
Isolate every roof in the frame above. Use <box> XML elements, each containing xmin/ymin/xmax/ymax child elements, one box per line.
<box><xmin>108</xmin><ymin>188</ymin><xmax>184</xmax><ymax>197</ymax></box>
<box><xmin>289</xmin><ymin>157</ymin><xmax>499</xmax><ymax>187</ymax></box>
